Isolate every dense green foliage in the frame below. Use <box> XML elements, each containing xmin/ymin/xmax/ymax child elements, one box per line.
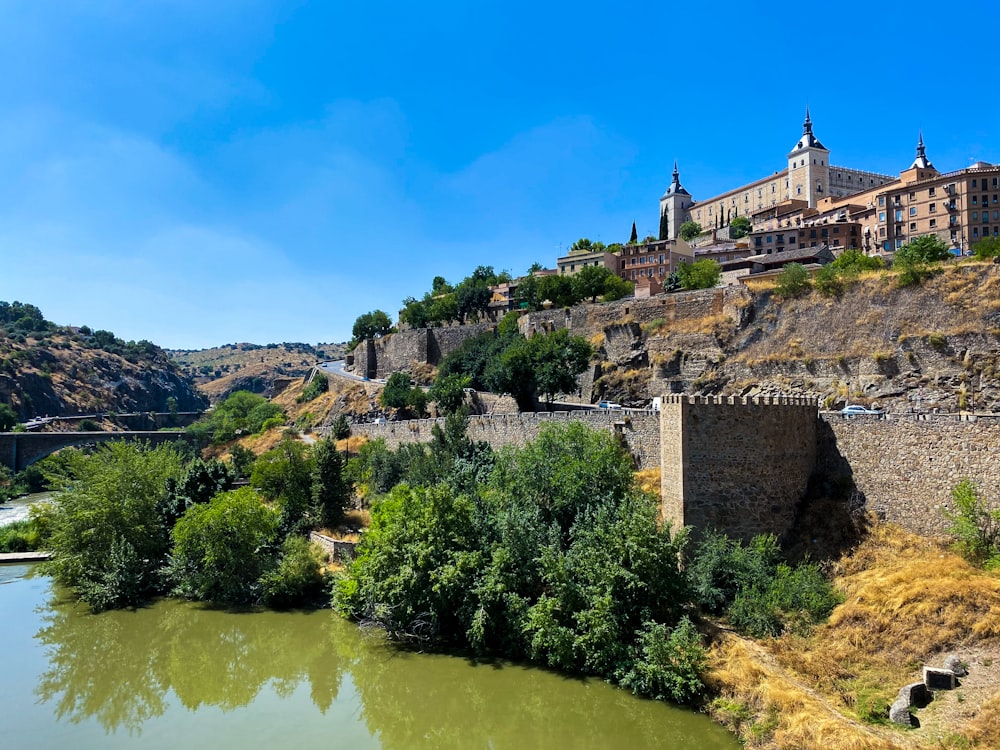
<box><xmin>893</xmin><ymin>234</ymin><xmax>952</xmax><ymax>286</ymax></box>
<box><xmin>331</xmin><ymin>413</ymin><xmax>351</xmax><ymax>440</ymax></box>
<box><xmin>686</xmin><ymin>531</ymin><xmax>841</xmax><ymax>638</ymax></box>
<box><xmin>972</xmin><ymin>236</ymin><xmax>1000</xmax><ymax>259</ymax></box>
<box><xmin>43</xmin><ymin>441</ymin><xmax>187</xmax><ymax>610</ymax></box>
<box><xmin>428</xmin><ymin>373</ymin><xmax>471</xmax><ymax>415</ymax></box>
<box><xmin>168</xmin><ymin>487</ymin><xmax>282</xmax><ymax>604</ymax></box>
<box><xmin>678</xmin><ymin>221</ymin><xmax>703</xmax><ymax>241</ymax></box>
<box><xmin>41</xmin><ymin>434</ymin><xmax>351</xmax><ymax>611</ymax></box>
<box><xmin>336</xmin><ymin>422</ymin><xmax>704</xmax><ymax>703</ymax></box>
<box><xmin>0</xmin><ymin>518</ymin><xmax>44</xmax><ymax>552</ymax></box>
<box><xmin>676</xmin><ymin>258</ymin><xmax>721</xmax><ymax>290</ymax></box>
<box><xmin>297</xmin><ymin>372</ymin><xmax>329</xmax><ymax>403</ymax></box>
<box><xmin>351</xmin><ymin>310</ymin><xmax>393</xmax><ymax>344</ymax></box>
<box><xmin>380</xmin><ymin>372</ymin><xmax>428</xmax><ymax>417</ymax></box>
<box><xmin>772</xmin><ymin>263</ymin><xmax>811</xmax><ymax>298</ymax></box>
<box><xmin>813</xmin><ymin>250</ymin><xmax>884</xmax><ymax>296</ymax></box>
<box><xmin>0</xmin><ymin>402</ymin><xmax>17</xmax><ymax>431</ymax></box>
<box><xmin>943</xmin><ymin>479</ymin><xmax>1000</xmax><ymax>569</ymax></box>
<box><xmin>729</xmin><ymin>216</ymin><xmax>751</xmax><ymax>239</ymax></box>
<box><xmin>435</xmin><ymin>322</ymin><xmax>592</xmax><ymax>410</ymax></box>
<box><xmin>188</xmin><ymin>390</ymin><xmax>284</xmax><ymax>445</ymax></box>
<box><xmin>400</xmin><ymin>266</ymin><xmax>510</xmax><ymax>329</ymax></box>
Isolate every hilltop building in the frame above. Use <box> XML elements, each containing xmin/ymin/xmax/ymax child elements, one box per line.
<box><xmin>659</xmin><ymin>111</ymin><xmax>1000</xmax><ymax>256</ymax></box>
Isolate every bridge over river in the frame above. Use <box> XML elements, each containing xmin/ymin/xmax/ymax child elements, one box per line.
<box><xmin>0</xmin><ymin>431</ymin><xmax>194</xmax><ymax>472</ymax></box>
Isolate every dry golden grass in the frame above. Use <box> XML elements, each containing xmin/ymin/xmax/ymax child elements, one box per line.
<box><xmin>589</xmin><ymin>331</ymin><xmax>606</xmax><ymax>348</ymax></box>
<box><xmin>707</xmin><ymin>524</ymin><xmax>1000</xmax><ymax>749</ymax></box>
<box><xmin>634</xmin><ymin>467</ymin><xmax>660</xmax><ymax>501</ymax></box>
<box><xmin>662</xmin><ymin>313</ymin><xmax>732</xmax><ymax>336</ymax></box>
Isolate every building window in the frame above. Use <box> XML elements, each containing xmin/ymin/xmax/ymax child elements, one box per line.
<box><xmin>929</xmin><ymin>219</ymin><xmax>937</xmax><ymax>228</ymax></box>
<box><xmin>973</xmin><ymin>180</ymin><xmax>978</xmax><ymax>188</ymax></box>
<box><xmin>909</xmin><ymin>222</ymin><xmax>917</xmax><ymax>231</ymax></box>
<box><xmin>974</xmin><ymin>212</ymin><xmax>979</xmax><ymax>220</ymax></box>
<box><xmin>755</xmin><ymin>238</ymin><xmax>762</xmax><ymax>247</ymax></box>
<box><xmin>879</xmin><ymin>211</ymin><xmax>886</xmax><ymax>222</ymax></box>
<box><xmin>929</xmin><ymin>203</ymin><xmax>936</xmax><ymax>213</ymax></box>
<box><xmin>878</xmin><ymin>196</ymin><xmax>885</xmax><ymax>206</ymax></box>
<box><xmin>896</xmin><ymin>239</ymin><xmax>904</xmax><ymax>249</ymax></box>
<box><xmin>973</xmin><ymin>196</ymin><xmax>979</xmax><ymax>205</ymax></box>
<box><xmin>909</xmin><ymin>191</ymin><xmax>916</xmax><ymax>199</ymax></box>
<box><xmin>973</xmin><ymin>228</ymin><xmax>979</xmax><ymax>238</ymax></box>
<box><xmin>994</xmin><ymin>178</ymin><xmax>999</xmax><ymax>188</ymax></box>
<box><xmin>894</xmin><ymin>210</ymin><xmax>903</xmax><ymax>221</ymax></box>
<box><xmin>796</xmin><ymin>186</ymin><xmax>802</xmax><ymax>195</ymax></box>
<box><xmin>929</xmin><ymin>187</ymin><xmax>936</xmax><ymax>197</ymax></box>
<box><xmin>766</xmin><ymin>236</ymin><xmax>773</xmax><ymax>243</ymax></box>
<box><xmin>909</xmin><ymin>207</ymin><xmax>917</xmax><ymax>216</ymax></box>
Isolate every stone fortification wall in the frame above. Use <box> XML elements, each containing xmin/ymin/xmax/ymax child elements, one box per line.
<box><xmin>519</xmin><ymin>286</ymin><xmax>752</xmax><ymax>339</ymax></box>
<box><xmin>660</xmin><ymin>395</ymin><xmax>819</xmax><ymax>541</ymax></box>
<box><xmin>817</xmin><ymin>413</ymin><xmax>1000</xmax><ymax>537</ymax></box>
<box><xmin>329</xmin><ymin>410</ymin><xmax>661</xmax><ymax>470</ymax></box>
<box><xmin>357</xmin><ymin>324</ymin><xmax>495</xmax><ymax>379</ymax></box>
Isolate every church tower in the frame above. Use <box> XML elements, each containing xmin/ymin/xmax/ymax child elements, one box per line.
<box><xmin>786</xmin><ymin>108</ymin><xmax>830</xmax><ymax>209</ymax></box>
<box><xmin>900</xmin><ymin>131</ymin><xmax>939</xmax><ymax>185</ymax></box>
<box><xmin>659</xmin><ymin>161</ymin><xmax>691</xmax><ymax>240</ymax></box>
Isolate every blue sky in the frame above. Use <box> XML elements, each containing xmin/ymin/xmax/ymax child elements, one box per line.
<box><xmin>1</xmin><ymin>0</ymin><xmax>996</xmax><ymax>349</ymax></box>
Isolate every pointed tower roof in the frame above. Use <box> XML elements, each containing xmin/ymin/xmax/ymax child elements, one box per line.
<box><xmin>662</xmin><ymin>160</ymin><xmax>690</xmax><ymax>198</ymax></box>
<box><xmin>909</xmin><ymin>131</ymin><xmax>935</xmax><ymax>170</ymax></box>
<box><xmin>788</xmin><ymin>107</ymin><xmax>827</xmax><ymax>154</ymax></box>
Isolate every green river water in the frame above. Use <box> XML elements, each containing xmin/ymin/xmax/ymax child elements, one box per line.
<box><xmin>0</xmin><ymin>564</ymin><xmax>738</xmax><ymax>749</ymax></box>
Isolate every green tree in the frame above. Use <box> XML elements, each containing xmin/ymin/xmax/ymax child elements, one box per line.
<box><xmin>43</xmin><ymin>441</ymin><xmax>187</xmax><ymax>610</ymax></box>
<box><xmin>429</xmin><ymin>373</ymin><xmax>472</xmax><ymax>415</ymax></box>
<box><xmin>351</xmin><ymin>310</ymin><xmax>393</xmax><ymax>342</ymax></box>
<box><xmin>729</xmin><ymin>216</ymin><xmax>751</xmax><ymax>239</ymax></box>
<box><xmin>187</xmin><ymin>390</ymin><xmax>283</xmax><ymax>445</ymax></box>
<box><xmin>0</xmin><ymin>402</ymin><xmax>16</xmax><ymax>431</ymax></box>
<box><xmin>331</xmin><ymin>413</ymin><xmax>351</xmax><ymax>440</ymax></box>
<box><xmin>312</xmin><ymin>436</ymin><xmax>351</xmax><ymax>528</ymax></box>
<box><xmin>169</xmin><ymin>487</ymin><xmax>281</xmax><ymax>605</ymax></box>
<box><xmin>381</xmin><ymin>372</ymin><xmax>414</xmax><ymax>409</ymax></box>
<box><xmin>895</xmin><ymin>234</ymin><xmax>951</xmax><ymax>265</ymax></box>
<box><xmin>571</xmin><ymin>265</ymin><xmax>614</xmax><ymax>303</ymax></box>
<box><xmin>260</xmin><ymin>535</ymin><xmax>331</xmax><ymax>608</ymax></box>
<box><xmin>676</xmin><ymin>258</ymin><xmax>721</xmax><ymax>290</ymax></box>
<box><xmin>251</xmin><ymin>436</ymin><xmax>315</xmax><ymax>534</ymax></box>
<box><xmin>399</xmin><ymin>297</ymin><xmax>430</xmax><ymax>329</ymax></box>
<box><xmin>527</xmin><ymin>329</ymin><xmax>593</xmax><ymax>407</ymax></box>
<box><xmin>678</xmin><ymin>221</ymin><xmax>702</xmax><ymax>242</ymax></box>
<box><xmin>773</xmin><ymin>262</ymin><xmax>811</xmax><ymax>298</ymax></box>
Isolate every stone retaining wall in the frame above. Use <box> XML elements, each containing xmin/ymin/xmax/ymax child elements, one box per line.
<box><xmin>325</xmin><ymin>410</ymin><xmax>662</xmax><ymax>470</ymax></box>
<box><xmin>817</xmin><ymin>413</ymin><xmax>1000</xmax><ymax>536</ymax></box>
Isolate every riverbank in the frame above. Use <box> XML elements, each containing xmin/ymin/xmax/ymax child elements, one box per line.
<box><xmin>0</xmin><ymin>551</ymin><xmax>51</xmax><ymax>563</ymax></box>
<box><xmin>704</xmin><ymin>524</ymin><xmax>1000</xmax><ymax>749</ymax></box>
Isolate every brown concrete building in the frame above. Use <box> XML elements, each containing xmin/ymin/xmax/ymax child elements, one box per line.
<box><xmin>617</xmin><ymin>238</ymin><xmax>693</xmax><ymax>282</ymax></box>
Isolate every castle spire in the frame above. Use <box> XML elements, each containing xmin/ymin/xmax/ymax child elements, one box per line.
<box><xmin>803</xmin><ymin>106</ymin><xmax>812</xmax><ymax>135</ymax></box>
<box><xmin>665</xmin><ymin>160</ymin><xmax>689</xmax><ymax>196</ymax></box>
<box><xmin>910</xmin><ymin>130</ymin><xmax>934</xmax><ymax>170</ymax></box>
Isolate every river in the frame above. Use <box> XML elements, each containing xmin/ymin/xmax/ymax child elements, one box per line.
<box><xmin>0</xmin><ymin>564</ymin><xmax>738</xmax><ymax>749</ymax></box>
<box><xmin>0</xmin><ymin>492</ymin><xmax>55</xmax><ymax>527</ymax></box>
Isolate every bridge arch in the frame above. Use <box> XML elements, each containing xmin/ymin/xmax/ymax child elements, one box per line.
<box><xmin>0</xmin><ymin>431</ymin><xmax>194</xmax><ymax>472</ymax></box>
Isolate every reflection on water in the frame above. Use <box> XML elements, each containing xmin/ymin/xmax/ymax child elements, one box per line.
<box><xmin>4</xmin><ymin>567</ymin><xmax>738</xmax><ymax>749</ymax></box>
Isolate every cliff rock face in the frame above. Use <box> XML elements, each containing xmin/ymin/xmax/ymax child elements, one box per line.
<box><xmin>0</xmin><ymin>331</ymin><xmax>207</xmax><ymax>420</ymax></box>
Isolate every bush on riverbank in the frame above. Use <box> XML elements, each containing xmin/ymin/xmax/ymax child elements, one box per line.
<box><xmin>0</xmin><ymin>518</ymin><xmax>41</xmax><ymax>552</ymax></box>
<box><xmin>41</xmin><ymin>437</ymin><xmax>349</xmax><ymax>611</ymax></box>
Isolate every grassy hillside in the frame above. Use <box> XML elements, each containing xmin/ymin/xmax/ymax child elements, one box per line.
<box><xmin>169</xmin><ymin>341</ymin><xmax>346</xmax><ymax>402</ymax></box>
<box><xmin>707</xmin><ymin>524</ymin><xmax>1000</xmax><ymax>749</ymax></box>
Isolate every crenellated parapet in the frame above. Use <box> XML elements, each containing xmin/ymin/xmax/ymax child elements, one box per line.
<box><xmin>660</xmin><ymin>394</ymin><xmax>819</xmax><ymax>407</ymax></box>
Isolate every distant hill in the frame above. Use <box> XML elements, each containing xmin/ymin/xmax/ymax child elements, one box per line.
<box><xmin>168</xmin><ymin>341</ymin><xmax>347</xmax><ymax>402</ymax></box>
<box><xmin>0</xmin><ymin>301</ymin><xmax>207</xmax><ymax>420</ymax></box>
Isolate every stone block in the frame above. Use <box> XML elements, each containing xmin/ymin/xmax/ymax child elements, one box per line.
<box><xmin>897</xmin><ymin>681</ymin><xmax>929</xmax><ymax>708</ymax></box>
<box><xmin>943</xmin><ymin>655</ymin><xmax>968</xmax><ymax>677</ymax></box>
<box><xmin>923</xmin><ymin>666</ymin><xmax>956</xmax><ymax>690</ymax></box>
<box><xmin>889</xmin><ymin>697</ymin><xmax>913</xmax><ymax>726</ymax></box>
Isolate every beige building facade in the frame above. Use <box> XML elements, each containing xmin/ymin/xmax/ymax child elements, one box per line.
<box><xmin>658</xmin><ymin>113</ymin><xmax>997</xmax><ymax>255</ymax></box>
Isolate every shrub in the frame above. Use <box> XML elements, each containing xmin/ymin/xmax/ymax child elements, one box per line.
<box><xmin>169</xmin><ymin>487</ymin><xmax>281</xmax><ymax>604</ymax></box>
<box><xmin>260</xmin><ymin>535</ymin><xmax>331</xmax><ymax>608</ymax></box>
<box><xmin>773</xmin><ymin>263</ymin><xmax>811</xmax><ymax>298</ymax></box>
<box><xmin>619</xmin><ymin>617</ymin><xmax>707</xmax><ymax>704</ymax></box>
<box><xmin>0</xmin><ymin>519</ymin><xmax>41</xmax><ymax>552</ymax></box>
<box><xmin>297</xmin><ymin>373</ymin><xmax>329</xmax><ymax>403</ymax></box>
<box><xmin>43</xmin><ymin>441</ymin><xmax>187</xmax><ymax>610</ymax></box>
<box><xmin>943</xmin><ymin>479</ymin><xmax>1000</xmax><ymax>568</ymax></box>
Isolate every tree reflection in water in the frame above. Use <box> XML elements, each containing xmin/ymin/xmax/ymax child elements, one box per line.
<box><xmin>32</xmin><ymin>592</ymin><xmax>736</xmax><ymax>748</ymax></box>
<box><xmin>34</xmin><ymin>593</ymin><xmax>346</xmax><ymax>734</ymax></box>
